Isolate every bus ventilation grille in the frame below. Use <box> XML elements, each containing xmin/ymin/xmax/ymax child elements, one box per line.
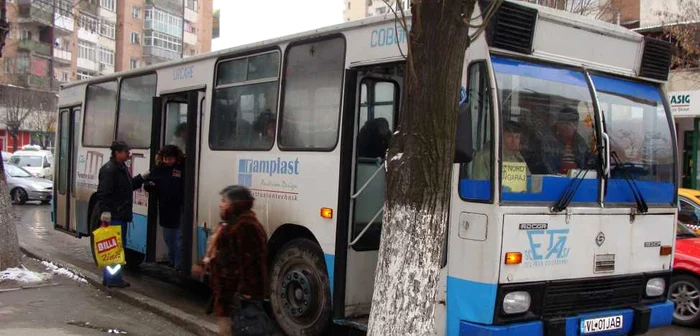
<box><xmin>541</xmin><ymin>275</ymin><xmax>644</xmax><ymax>317</ymax></box>
<box><xmin>639</xmin><ymin>37</ymin><xmax>672</xmax><ymax>81</ymax></box>
<box><xmin>486</xmin><ymin>1</ymin><xmax>538</xmax><ymax>54</ymax></box>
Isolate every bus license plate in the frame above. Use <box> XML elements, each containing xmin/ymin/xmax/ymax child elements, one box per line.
<box><xmin>580</xmin><ymin>315</ymin><xmax>623</xmax><ymax>334</ymax></box>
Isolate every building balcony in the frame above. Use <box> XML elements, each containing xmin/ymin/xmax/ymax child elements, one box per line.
<box><xmin>146</xmin><ymin>0</ymin><xmax>183</xmax><ymax>15</ymax></box>
<box><xmin>17</xmin><ymin>40</ymin><xmax>51</xmax><ymax>56</ymax></box>
<box><xmin>184</xmin><ymin>31</ymin><xmax>197</xmax><ymax>45</ymax></box>
<box><xmin>54</xmin><ymin>49</ymin><xmax>72</xmax><ymax>64</ymax></box>
<box><xmin>142</xmin><ymin>46</ymin><xmax>181</xmax><ymax>62</ymax></box>
<box><xmin>77</xmin><ymin>58</ymin><xmax>97</xmax><ymax>71</ymax></box>
<box><xmin>54</xmin><ymin>14</ymin><xmax>75</xmax><ymax>33</ymax></box>
<box><xmin>14</xmin><ymin>73</ymin><xmax>51</xmax><ymax>90</ymax></box>
<box><xmin>78</xmin><ymin>1</ymin><xmax>99</xmax><ymax>15</ymax></box>
<box><xmin>17</xmin><ymin>3</ymin><xmax>53</xmax><ymax>27</ymax></box>
<box><xmin>185</xmin><ymin>8</ymin><xmax>198</xmax><ymax>23</ymax></box>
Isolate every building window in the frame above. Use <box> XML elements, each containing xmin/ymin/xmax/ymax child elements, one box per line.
<box><xmin>130</xmin><ymin>58</ymin><xmax>139</xmax><ymax>69</ymax></box>
<box><xmin>144</xmin><ymin>31</ymin><xmax>182</xmax><ymax>53</ymax></box>
<box><xmin>132</xmin><ymin>6</ymin><xmax>140</xmax><ymax>18</ymax></box>
<box><xmin>99</xmin><ymin>19</ymin><xmax>116</xmax><ymax>39</ymax></box>
<box><xmin>279</xmin><ymin>38</ymin><xmax>346</xmax><ymax>150</ymax></box>
<box><xmin>77</xmin><ymin>70</ymin><xmax>93</xmax><ymax>80</ymax></box>
<box><xmin>98</xmin><ymin>47</ymin><xmax>115</xmax><ymax>66</ymax></box>
<box><xmin>185</xmin><ymin>21</ymin><xmax>197</xmax><ymax>34</ymax></box>
<box><xmin>78</xmin><ymin>40</ymin><xmax>97</xmax><ymax>61</ymax></box>
<box><xmin>186</xmin><ymin>0</ymin><xmax>198</xmax><ymax>11</ymax></box>
<box><xmin>62</xmin><ymin>71</ymin><xmax>69</xmax><ymax>82</ymax></box>
<box><xmin>20</xmin><ymin>30</ymin><xmax>33</xmax><ymax>41</ymax></box>
<box><xmin>347</xmin><ymin>1</ymin><xmax>351</xmax><ymax>9</ymax></box>
<box><xmin>100</xmin><ymin>0</ymin><xmax>116</xmax><ymax>12</ymax></box>
<box><xmin>144</xmin><ymin>7</ymin><xmax>183</xmax><ymax>36</ymax></box>
<box><xmin>79</xmin><ymin>14</ymin><xmax>98</xmax><ymax>33</ymax></box>
<box><xmin>130</xmin><ymin>32</ymin><xmax>141</xmax><ymax>44</ymax></box>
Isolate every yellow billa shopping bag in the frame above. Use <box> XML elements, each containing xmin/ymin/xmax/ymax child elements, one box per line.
<box><xmin>92</xmin><ymin>225</ymin><xmax>126</xmax><ymax>268</ymax></box>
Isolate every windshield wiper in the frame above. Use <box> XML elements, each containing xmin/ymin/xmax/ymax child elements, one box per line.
<box><xmin>610</xmin><ymin>151</ymin><xmax>648</xmax><ymax>214</ymax></box>
<box><xmin>551</xmin><ymin>167</ymin><xmax>590</xmax><ymax>212</ymax></box>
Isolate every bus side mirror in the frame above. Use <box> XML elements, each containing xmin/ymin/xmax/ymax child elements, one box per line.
<box><xmin>454</xmin><ymin>106</ymin><xmax>474</xmax><ymax>164</ymax></box>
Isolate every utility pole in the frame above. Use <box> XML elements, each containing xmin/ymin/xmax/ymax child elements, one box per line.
<box><xmin>0</xmin><ymin>0</ymin><xmax>9</xmax><ymax>58</ymax></box>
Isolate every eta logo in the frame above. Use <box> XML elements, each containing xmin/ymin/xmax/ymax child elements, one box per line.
<box><xmin>523</xmin><ymin>229</ymin><xmax>571</xmax><ymax>266</ymax></box>
<box><xmin>671</xmin><ymin>94</ymin><xmax>691</xmax><ymax>105</ymax></box>
<box><xmin>96</xmin><ymin>237</ymin><xmax>118</xmax><ymax>253</ymax></box>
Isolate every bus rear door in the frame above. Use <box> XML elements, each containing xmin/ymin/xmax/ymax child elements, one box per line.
<box><xmin>55</xmin><ymin>106</ymin><xmax>81</xmax><ymax>235</ymax></box>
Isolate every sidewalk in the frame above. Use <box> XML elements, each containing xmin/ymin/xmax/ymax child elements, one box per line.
<box><xmin>15</xmin><ymin>204</ymin><xmax>219</xmax><ymax>336</ymax></box>
<box><xmin>0</xmin><ymin>256</ymin><xmax>195</xmax><ymax>336</ymax></box>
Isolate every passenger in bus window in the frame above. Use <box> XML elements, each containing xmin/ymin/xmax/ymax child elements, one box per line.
<box><xmin>357</xmin><ymin>117</ymin><xmax>391</xmax><ymax>159</ymax></box>
<box><xmin>253</xmin><ymin>111</ymin><xmax>276</xmax><ymax>147</ymax></box>
<box><xmin>170</xmin><ymin>123</ymin><xmax>187</xmax><ymax>154</ymax></box>
<box><xmin>472</xmin><ymin>121</ymin><xmax>529</xmax><ymax>183</ymax></box>
<box><xmin>143</xmin><ymin>145</ymin><xmax>185</xmax><ymax>272</ymax></box>
<box><xmin>547</xmin><ymin>107</ymin><xmax>592</xmax><ymax>175</ymax></box>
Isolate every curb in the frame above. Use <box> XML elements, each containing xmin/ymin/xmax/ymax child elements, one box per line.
<box><xmin>19</xmin><ymin>244</ymin><xmax>219</xmax><ymax>336</ymax></box>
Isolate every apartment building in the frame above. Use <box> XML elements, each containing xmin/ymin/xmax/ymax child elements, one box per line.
<box><xmin>344</xmin><ymin>0</ymin><xmax>409</xmax><ymax>21</ymax></box>
<box><xmin>1</xmin><ymin>0</ymin><xmax>213</xmax><ymax>90</ymax></box>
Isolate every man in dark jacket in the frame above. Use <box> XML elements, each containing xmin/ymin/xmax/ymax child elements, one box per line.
<box><xmin>144</xmin><ymin>145</ymin><xmax>185</xmax><ymax>271</ymax></box>
<box><xmin>96</xmin><ymin>140</ymin><xmax>146</xmax><ymax>287</ymax></box>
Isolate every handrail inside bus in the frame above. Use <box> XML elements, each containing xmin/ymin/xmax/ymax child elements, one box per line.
<box><xmin>349</xmin><ymin>207</ymin><xmax>384</xmax><ymax>247</ymax></box>
<box><xmin>351</xmin><ymin>159</ymin><xmax>385</xmax><ymax>200</ymax></box>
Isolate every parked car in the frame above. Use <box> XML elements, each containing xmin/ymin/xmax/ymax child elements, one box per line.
<box><xmin>5</xmin><ymin>164</ymin><xmax>52</xmax><ymax>205</ymax></box>
<box><xmin>678</xmin><ymin>188</ymin><xmax>700</xmax><ymax>233</ymax></box>
<box><xmin>8</xmin><ymin>147</ymin><xmax>53</xmax><ymax>179</ymax></box>
<box><xmin>672</xmin><ymin>222</ymin><xmax>700</xmax><ymax>326</ymax></box>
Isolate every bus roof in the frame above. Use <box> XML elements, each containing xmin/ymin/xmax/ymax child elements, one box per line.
<box><xmin>61</xmin><ymin>0</ymin><xmax>648</xmax><ymax>90</ymax></box>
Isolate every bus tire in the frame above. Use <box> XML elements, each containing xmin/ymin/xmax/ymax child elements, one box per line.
<box><xmin>270</xmin><ymin>238</ymin><xmax>331</xmax><ymax>336</ymax></box>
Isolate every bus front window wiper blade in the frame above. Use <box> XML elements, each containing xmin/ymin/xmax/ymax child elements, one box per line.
<box><xmin>610</xmin><ymin>152</ymin><xmax>648</xmax><ymax>214</ymax></box>
<box><xmin>551</xmin><ymin>168</ymin><xmax>590</xmax><ymax>213</ymax></box>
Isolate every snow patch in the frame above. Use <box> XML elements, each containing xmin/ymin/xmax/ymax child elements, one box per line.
<box><xmin>391</xmin><ymin>153</ymin><xmax>403</xmax><ymax>162</ymax></box>
<box><xmin>41</xmin><ymin>261</ymin><xmax>87</xmax><ymax>283</ymax></box>
<box><xmin>0</xmin><ymin>266</ymin><xmax>52</xmax><ymax>284</ymax></box>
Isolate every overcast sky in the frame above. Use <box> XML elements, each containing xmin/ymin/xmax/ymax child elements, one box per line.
<box><xmin>212</xmin><ymin>0</ymin><xmax>346</xmax><ymax>51</ymax></box>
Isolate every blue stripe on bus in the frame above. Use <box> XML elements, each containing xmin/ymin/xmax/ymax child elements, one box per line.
<box><xmin>491</xmin><ymin>56</ymin><xmax>589</xmax><ymax>87</ymax></box>
<box><xmin>447</xmin><ymin>276</ymin><xmax>498</xmax><ymax>336</ymax></box>
<box><xmin>324</xmin><ymin>254</ymin><xmax>334</xmax><ymax>299</ymax></box>
<box><xmin>126</xmin><ymin>214</ymin><xmax>148</xmax><ymax>254</ymax></box>
<box><xmin>590</xmin><ymin>74</ymin><xmax>663</xmax><ymax>103</ymax></box>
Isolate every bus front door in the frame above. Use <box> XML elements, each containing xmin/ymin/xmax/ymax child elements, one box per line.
<box><xmin>343</xmin><ymin>66</ymin><xmax>402</xmax><ymax>318</ymax></box>
<box><xmin>55</xmin><ymin>106</ymin><xmax>81</xmax><ymax>235</ymax></box>
<box><xmin>148</xmin><ymin>90</ymin><xmax>204</xmax><ymax>275</ymax></box>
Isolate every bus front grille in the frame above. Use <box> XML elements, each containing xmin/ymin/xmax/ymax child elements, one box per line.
<box><xmin>542</xmin><ymin>275</ymin><xmax>644</xmax><ymax>317</ymax></box>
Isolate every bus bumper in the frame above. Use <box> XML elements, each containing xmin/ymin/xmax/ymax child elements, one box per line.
<box><xmin>458</xmin><ymin>301</ymin><xmax>673</xmax><ymax>336</ymax></box>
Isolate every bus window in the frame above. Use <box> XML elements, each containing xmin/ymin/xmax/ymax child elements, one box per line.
<box><xmin>84</xmin><ymin>80</ymin><xmax>118</xmax><ymax>147</ymax></box>
<box><xmin>210</xmin><ymin>51</ymin><xmax>280</xmax><ymax>150</ymax></box>
<box><xmin>279</xmin><ymin>37</ymin><xmax>345</xmax><ymax>150</ymax></box>
<box><xmin>357</xmin><ymin>80</ymin><xmax>396</xmax><ymax>159</ymax></box>
<box><xmin>165</xmin><ymin>102</ymin><xmax>188</xmax><ymax>152</ymax></box>
<box><xmin>117</xmin><ymin>74</ymin><xmax>157</xmax><ymax>148</ymax></box>
<box><xmin>458</xmin><ymin>61</ymin><xmax>493</xmax><ymax>202</ymax></box>
<box><xmin>492</xmin><ymin>56</ymin><xmax>598</xmax><ymax>203</ymax></box>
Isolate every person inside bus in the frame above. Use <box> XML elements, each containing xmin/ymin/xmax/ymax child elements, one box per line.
<box><xmin>472</xmin><ymin>121</ymin><xmax>530</xmax><ymax>182</ymax></box>
<box><xmin>545</xmin><ymin>107</ymin><xmax>592</xmax><ymax>175</ymax></box>
<box><xmin>253</xmin><ymin>111</ymin><xmax>276</xmax><ymax>147</ymax></box>
<box><xmin>143</xmin><ymin>145</ymin><xmax>186</xmax><ymax>272</ymax></box>
<box><xmin>192</xmin><ymin>185</ymin><xmax>268</xmax><ymax>336</ymax></box>
<box><xmin>357</xmin><ymin>117</ymin><xmax>391</xmax><ymax>159</ymax></box>
<box><xmin>170</xmin><ymin>123</ymin><xmax>187</xmax><ymax>154</ymax></box>
<box><xmin>96</xmin><ymin>140</ymin><xmax>149</xmax><ymax>288</ymax></box>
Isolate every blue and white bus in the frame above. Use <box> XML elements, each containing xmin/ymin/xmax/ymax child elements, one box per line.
<box><xmin>54</xmin><ymin>1</ymin><xmax>677</xmax><ymax>335</ymax></box>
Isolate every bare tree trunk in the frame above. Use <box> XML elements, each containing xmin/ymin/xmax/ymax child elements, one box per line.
<box><xmin>0</xmin><ymin>160</ymin><xmax>20</xmax><ymax>270</ymax></box>
<box><xmin>11</xmin><ymin>133</ymin><xmax>17</xmax><ymax>152</ymax></box>
<box><xmin>0</xmin><ymin>0</ymin><xmax>8</xmax><ymax>58</ymax></box>
<box><xmin>367</xmin><ymin>1</ymin><xmax>474</xmax><ymax>335</ymax></box>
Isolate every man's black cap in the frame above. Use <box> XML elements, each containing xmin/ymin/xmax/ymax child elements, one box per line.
<box><xmin>110</xmin><ymin>140</ymin><xmax>130</xmax><ymax>152</ymax></box>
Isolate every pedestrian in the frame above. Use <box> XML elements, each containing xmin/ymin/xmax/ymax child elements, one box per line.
<box><xmin>192</xmin><ymin>185</ymin><xmax>268</xmax><ymax>336</ymax></box>
<box><xmin>95</xmin><ymin>140</ymin><xmax>147</xmax><ymax>288</ymax></box>
<box><xmin>143</xmin><ymin>145</ymin><xmax>185</xmax><ymax>272</ymax></box>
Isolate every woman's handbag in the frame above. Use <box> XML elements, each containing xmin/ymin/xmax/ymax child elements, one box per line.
<box><xmin>231</xmin><ymin>295</ymin><xmax>281</xmax><ymax>336</ymax></box>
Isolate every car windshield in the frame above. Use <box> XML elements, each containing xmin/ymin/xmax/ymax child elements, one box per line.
<box><xmin>677</xmin><ymin>222</ymin><xmax>698</xmax><ymax>238</ymax></box>
<box><xmin>9</xmin><ymin>155</ymin><xmax>43</xmax><ymax>167</ymax></box>
<box><xmin>592</xmin><ymin>75</ymin><xmax>676</xmax><ymax>205</ymax></box>
<box><xmin>6</xmin><ymin>164</ymin><xmax>33</xmax><ymax>177</ymax></box>
<box><xmin>491</xmin><ymin>56</ymin><xmax>599</xmax><ymax>203</ymax></box>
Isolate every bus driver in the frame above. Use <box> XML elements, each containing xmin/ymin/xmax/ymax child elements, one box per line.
<box><xmin>473</xmin><ymin>121</ymin><xmax>530</xmax><ymax>192</ymax></box>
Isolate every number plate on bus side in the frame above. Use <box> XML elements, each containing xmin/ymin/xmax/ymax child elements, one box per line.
<box><xmin>580</xmin><ymin>315</ymin><xmax>623</xmax><ymax>334</ymax></box>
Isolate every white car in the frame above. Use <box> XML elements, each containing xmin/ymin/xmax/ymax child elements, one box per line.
<box><xmin>8</xmin><ymin>148</ymin><xmax>54</xmax><ymax>179</ymax></box>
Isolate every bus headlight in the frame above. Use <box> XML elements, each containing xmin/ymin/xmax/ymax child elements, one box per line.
<box><xmin>646</xmin><ymin>278</ymin><xmax>666</xmax><ymax>297</ymax></box>
<box><xmin>503</xmin><ymin>291</ymin><xmax>531</xmax><ymax>314</ymax></box>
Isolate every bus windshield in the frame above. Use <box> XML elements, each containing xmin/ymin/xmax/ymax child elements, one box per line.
<box><xmin>491</xmin><ymin>56</ymin><xmax>599</xmax><ymax>203</ymax></box>
<box><xmin>592</xmin><ymin>74</ymin><xmax>676</xmax><ymax>204</ymax></box>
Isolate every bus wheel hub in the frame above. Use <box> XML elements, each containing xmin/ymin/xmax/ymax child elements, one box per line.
<box><xmin>280</xmin><ymin>270</ymin><xmax>313</xmax><ymax>317</ymax></box>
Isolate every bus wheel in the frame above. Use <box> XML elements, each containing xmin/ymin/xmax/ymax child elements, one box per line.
<box><xmin>270</xmin><ymin>239</ymin><xmax>331</xmax><ymax>336</ymax></box>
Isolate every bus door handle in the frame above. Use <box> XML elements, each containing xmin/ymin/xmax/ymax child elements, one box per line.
<box><xmin>349</xmin><ymin>207</ymin><xmax>384</xmax><ymax>247</ymax></box>
<box><xmin>351</xmin><ymin>161</ymin><xmax>386</xmax><ymax>200</ymax></box>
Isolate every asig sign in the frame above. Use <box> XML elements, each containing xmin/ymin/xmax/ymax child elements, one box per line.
<box><xmin>670</xmin><ymin>91</ymin><xmax>700</xmax><ymax>117</ymax></box>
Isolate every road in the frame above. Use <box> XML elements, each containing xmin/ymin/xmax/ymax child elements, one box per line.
<box><xmin>12</xmin><ymin>203</ymin><xmax>700</xmax><ymax>335</ymax></box>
